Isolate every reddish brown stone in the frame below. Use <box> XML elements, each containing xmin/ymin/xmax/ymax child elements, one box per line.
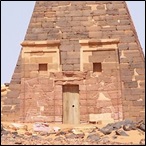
<box><xmin>2</xmin><ymin>1</ymin><xmax>145</xmax><ymax>124</ymax></box>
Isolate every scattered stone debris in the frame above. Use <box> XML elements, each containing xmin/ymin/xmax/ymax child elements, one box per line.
<box><xmin>1</xmin><ymin>120</ymin><xmax>145</xmax><ymax>145</ymax></box>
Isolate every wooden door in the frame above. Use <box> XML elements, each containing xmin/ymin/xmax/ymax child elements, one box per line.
<box><xmin>63</xmin><ymin>85</ymin><xmax>80</xmax><ymax>124</ymax></box>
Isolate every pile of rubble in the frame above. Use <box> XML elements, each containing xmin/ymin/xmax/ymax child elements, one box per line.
<box><xmin>1</xmin><ymin>119</ymin><xmax>145</xmax><ymax>145</ymax></box>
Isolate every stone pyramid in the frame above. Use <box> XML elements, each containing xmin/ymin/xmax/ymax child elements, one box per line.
<box><xmin>2</xmin><ymin>1</ymin><xmax>145</xmax><ymax>124</ymax></box>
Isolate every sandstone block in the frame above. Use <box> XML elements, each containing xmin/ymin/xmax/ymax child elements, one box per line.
<box><xmin>30</xmin><ymin>57</ymin><xmax>52</xmax><ymax>63</ymax></box>
<box><xmin>55</xmin><ymin>106</ymin><xmax>62</xmax><ymax>116</ymax></box>
<box><xmin>9</xmin><ymin>84</ymin><xmax>21</xmax><ymax>90</ymax></box>
<box><xmin>79</xmin><ymin>85</ymin><xmax>86</xmax><ymax>91</ymax></box>
<box><xmin>80</xmin><ymin>100</ymin><xmax>87</xmax><ymax>106</ymax></box>
<box><xmin>80</xmin><ymin>106</ymin><xmax>88</xmax><ymax>115</ymax></box>
<box><xmin>55</xmin><ymin>116</ymin><xmax>62</xmax><ymax>122</ymax></box>
<box><xmin>73</xmin><ymin>64</ymin><xmax>80</xmax><ymax>71</ymax></box>
<box><xmin>54</xmin><ymin>85</ymin><xmax>62</xmax><ymax>91</ymax></box>
<box><xmin>83</xmin><ymin>63</ymin><xmax>93</xmax><ymax>71</ymax></box>
<box><xmin>88</xmin><ymin>107</ymin><xmax>95</xmax><ymax>113</ymax></box>
<box><xmin>89</xmin><ymin>32</ymin><xmax>102</xmax><ymax>38</ymax></box>
<box><xmin>30</xmin><ymin>71</ymin><xmax>38</xmax><ymax>78</ymax></box>
<box><xmin>67</xmin><ymin>52</ymin><xmax>80</xmax><ymax>59</ymax></box>
<box><xmin>86</xmin><ymin>85</ymin><xmax>98</xmax><ymax>91</ymax></box>
<box><xmin>54</xmin><ymin>91</ymin><xmax>62</xmax><ymax>99</ymax></box>
<box><xmin>79</xmin><ymin>93</ymin><xmax>87</xmax><ymax>100</ymax></box>
<box><xmin>7</xmin><ymin>91</ymin><xmax>20</xmax><ymax>98</ymax></box>
<box><xmin>62</xmin><ymin>64</ymin><xmax>74</xmax><ymax>71</ymax></box>
<box><xmin>87</xmin><ymin>99</ymin><xmax>96</xmax><ymax>106</ymax></box>
<box><xmin>55</xmin><ymin>100</ymin><xmax>63</xmax><ymax>106</ymax></box>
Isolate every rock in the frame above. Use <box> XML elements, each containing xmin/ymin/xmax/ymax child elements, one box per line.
<box><xmin>86</xmin><ymin>133</ymin><xmax>100</xmax><ymax>142</ymax></box>
<box><xmin>72</xmin><ymin>129</ymin><xmax>83</xmax><ymax>135</ymax></box>
<box><xmin>115</xmin><ymin>129</ymin><xmax>129</xmax><ymax>136</ymax></box>
<box><xmin>112</xmin><ymin>135</ymin><xmax>117</xmax><ymax>139</ymax></box>
<box><xmin>100</xmin><ymin>124</ymin><xmax>113</xmax><ymax>135</ymax></box>
<box><xmin>9</xmin><ymin>125</ymin><xmax>17</xmax><ymax>131</ymax></box>
<box><xmin>131</xmin><ymin>124</ymin><xmax>137</xmax><ymax>130</ymax></box>
<box><xmin>112</xmin><ymin>121</ymin><xmax>124</xmax><ymax>130</ymax></box>
<box><xmin>137</xmin><ymin>120</ymin><xmax>144</xmax><ymax>125</ymax></box>
<box><xmin>25</xmin><ymin>131</ymin><xmax>32</xmax><ymax>136</ymax></box>
<box><xmin>1</xmin><ymin>124</ymin><xmax>4</xmax><ymax>131</ymax></box>
<box><xmin>124</xmin><ymin>119</ymin><xmax>134</xmax><ymax>125</ymax></box>
<box><xmin>76</xmin><ymin>133</ymin><xmax>85</xmax><ymax>138</ymax></box>
<box><xmin>53</xmin><ymin>126</ymin><xmax>60</xmax><ymax>132</ymax></box>
<box><xmin>11</xmin><ymin>131</ymin><xmax>18</xmax><ymax>135</ymax></box>
<box><xmin>139</xmin><ymin>139</ymin><xmax>145</xmax><ymax>145</ymax></box>
<box><xmin>4</xmin><ymin>83</ymin><xmax>10</xmax><ymax>86</ymax></box>
<box><xmin>32</xmin><ymin>134</ymin><xmax>39</xmax><ymax>139</ymax></box>
<box><xmin>54</xmin><ymin>136</ymin><xmax>65</xmax><ymax>141</ymax></box>
<box><xmin>10</xmin><ymin>123</ymin><xmax>27</xmax><ymax>131</ymax></box>
<box><xmin>56</xmin><ymin>131</ymin><xmax>66</xmax><ymax>136</ymax></box>
<box><xmin>100</xmin><ymin>136</ymin><xmax>110</xmax><ymax>144</ymax></box>
<box><xmin>15</xmin><ymin>140</ymin><xmax>22</xmax><ymax>145</ymax></box>
<box><xmin>1</xmin><ymin>85</ymin><xmax>7</xmax><ymax>92</ymax></box>
<box><xmin>47</xmin><ymin>137</ymin><xmax>53</xmax><ymax>141</ymax></box>
<box><xmin>65</xmin><ymin>133</ymin><xmax>77</xmax><ymax>139</ymax></box>
<box><xmin>39</xmin><ymin>131</ymin><xmax>50</xmax><ymax>136</ymax></box>
<box><xmin>123</xmin><ymin>124</ymin><xmax>132</xmax><ymax>131</ymax></box>
<box><xmin>33</xmin><ymin>122</ymin><xmax>51</xmax><ymax>133</ymax></box>
<box><xmin>75</xmin><ymin>126</ymin><xmax>96</xmax><ymax>133</ymax></box>
<box><xmin>138</xmin><ymin>124</ymin><xmax>145</xmax><ymax>132</ymax></box>
<box><xmin>56</xmin><ymin>128</ymin><xmax>72</xmax><ymax>136</ymax></box>
<box><xmin>1</xmin><ymin>130</ymin><xmax>10</xmax><ymax>136</ymax></box>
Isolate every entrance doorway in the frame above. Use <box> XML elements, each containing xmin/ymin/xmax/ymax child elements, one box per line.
<box><xmin>63</xmin><ymin>85</ymin><xmax>80</xmax><ymax>124</ymax></box>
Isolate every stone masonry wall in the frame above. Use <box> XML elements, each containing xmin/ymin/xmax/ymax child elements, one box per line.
<box><xmin>1</xmin><ymin>1</ymin><xmax>145</xmax><ymax>122</ymax></box>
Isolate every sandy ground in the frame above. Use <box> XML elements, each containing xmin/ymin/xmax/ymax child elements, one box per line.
<box><xmin>2</xmin><ymin>121</ymin><xmax>145</xmax><ymax>145</ymax></box>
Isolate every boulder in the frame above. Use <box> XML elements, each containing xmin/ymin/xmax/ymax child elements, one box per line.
<box><xmin>115</xmin><ymin>129</ymin><xmax>129</xmax><ymax>136</ymax></box>
<box><xmin>138</xmin><ymin>124</ymin><xmax>145</xmax><ymax>132</ymax></box>
<box><xmin>100</xmin><ymin>124</ymin><xmax>113</xmax><ymax>135</ymax></box>
<box><xmin>72</xmin><ymin>129</ymin><xmax>85</xmax><ymax>138</ymax></box>
<box><xmin>123</xmin><ymin>124</ymin><xmax>132</xmax><ymax>131</ymax></box>
<box><xmin>112</xmin><ymin>121</ymin><xmax>124</xmax><ymax>130</ymax></box>
<box><xmin>124</xmin><ymin>119</ymin><xmax>134</xmax><ymax>125</ymax></box>
<box><xmin>86</xmin><ymin>133</ymin><xmax>100</xmax><ymax>142</ymax></box>
<box><xmin>33</xmin><ymin>122</ymin><xmax>51</xmax><ymax>133</ymax></box>
<box><xmin>9</xmin><ymin>123</ymin><xmax>28</xmax><ymax>131</ymax></box>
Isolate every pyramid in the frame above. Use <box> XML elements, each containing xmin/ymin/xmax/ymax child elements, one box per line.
<box><xmin>2</xmin><ymin>1</ymin><xmax>145</xmax><ymax>124</ymax></box>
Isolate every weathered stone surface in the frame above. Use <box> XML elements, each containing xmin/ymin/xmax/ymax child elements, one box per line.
<box><xmin>115</xmin><ymin>129</ymin><xmax>129</xmax><ymax>136</ymax></box>
<box><xmin>1</xmin><ymin>1</ymin><xmax>145</xmax><ymax>124</ymax></box>
<box><xmin>1</xmin><ymin>124</ymin><xmax>4</xmax><ymax>132</ymax></box>
<box><xmin>86</xmin><ymin>133</ymin><xmax>100</xmax><ymax>142</ymax></box>
<box><xmin>100</xmin><ymin>124</ymin><xmax>113</xmax><ymax>135</ymax></box>
<box><xmin>138</xmin><ymin>124</ymin><xmax>145</xmax><ymax>132</ymax></box>
<box><xmin>123</xmin><ymin>124</ymin><xmax>132</xmax><ymax>131</ymax></box>
<box><xmin>1</xmin><ymin>120</ymin><xmax>145</xmax><ymax>145</ymax></box>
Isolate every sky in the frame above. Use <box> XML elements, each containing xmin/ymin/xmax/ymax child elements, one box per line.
<box><xmin>1</xmin><ymin>1</ymin><xmax>145</xmax><ymax>84</ymax></box>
